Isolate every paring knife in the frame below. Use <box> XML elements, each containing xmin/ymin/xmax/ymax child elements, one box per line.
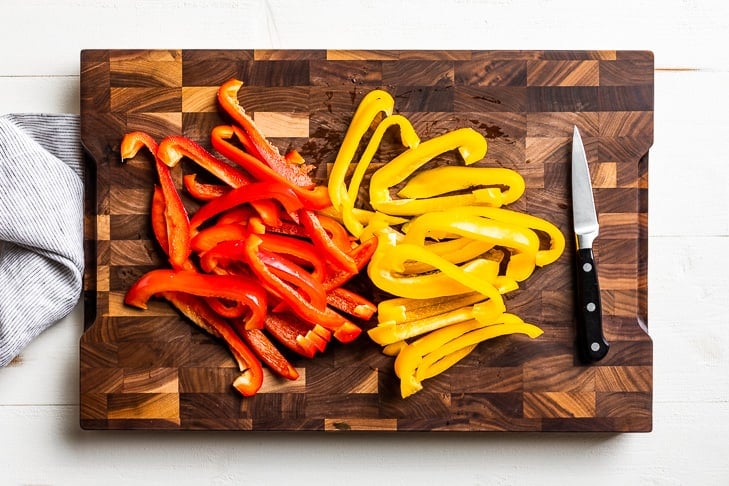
<box><xmin>572</xmin><ymin>126</ymin><xmax>609</xmax><ymax>363</ymax></box>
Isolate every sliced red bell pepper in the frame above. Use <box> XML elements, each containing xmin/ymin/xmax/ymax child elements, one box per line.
<box><xmin>157</xmin><ymin>135</ymin><xmax>282</xmax><ymax>227</ymax></box>
<box><xmin>298</xmin><ymin>209</ymin><xmax>357</xmax><ymax>274</ymax></box>
<box><xmin>239</xmin><ymin>328</ymin><xmax>299</xmax><ymax>380</ymax></box>
<box><xmin>121</xmin><ymin>131</ymin><xmax>192</xmax><ymax>271</ymax></box>
<box><xmin>257</xmin><ymin>247</ymin><xmax>327</xmax><ymax>311</ymax></box>
<box><xmin>125</xmin><ymin>269</ymin><xmax>267</xmax><ymax>331</ymax></box>
<box><xmin>190</xmin><ymin>223</ymin><xmax>248</xmax><ymax>254</ymax></box>
<box><xmin>150</xmin><ymin>185</ymin><xmax>169</xmax><ymax>255</ymax></box>
<box><xmin>257</xmin><ymin>232</ymin><xmax>326</xmax><ymax>283</ymax></box>
<box><xmin>211</xmin><ymin>125</ymin><xmax>331</xmax><ymax>210</ymax></box>
<box><xmin>264</xmin><ymin>313</ymin><xmax>316</xmax><ymax>358</ymax></box>
<box><xmin>326</xmin><ymin>286</ymin><xmax>377</xmax><ymax>321</ymax></box>
<box><xmin>202</xmin><ymin>239</ymin><xmax>327</xmax><ymax>312</ymax></box>
<box><xmin>322</xmin><ymin>235</ymin><xmax>379</xmax><ymax>291</ymax></box>
<box><xmin>183</xmin><ymin>173</ymin><xmax>229</xmax><ymax>201</ymax></box>
<box><xmin>189</xmin><ymin>181</ymin><xmax>303</xmax><ymax>232</ymax></box>
<box><xmin>162</xmin><ymin>291</ymin><xmax>263</xmax><ymax>396</ymax></box>
<box><xmin>242</xmin><ymin>234</ymin><xmax>361</xmax><ymax>341</ymax></box>
<box><xmin>217</xmin><ymin>78</ymin><xmax>318</xmax><ymax>190</ymax></box>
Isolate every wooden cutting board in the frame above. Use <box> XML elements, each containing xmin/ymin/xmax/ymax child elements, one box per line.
<box><xmin>79</xmin><ymin>49</ymin><xmax>653</xmax><ymax>432</ymax></box>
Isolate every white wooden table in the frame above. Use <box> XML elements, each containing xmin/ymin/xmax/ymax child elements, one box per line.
<box><xmin>1</xmin><ymin>1</ymin><xmax>727</xmax><ymax>484</ymax></box>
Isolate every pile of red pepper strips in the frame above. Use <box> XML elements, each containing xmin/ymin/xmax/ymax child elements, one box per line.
<box><xmin>122</xmin><ymin>79</ymin><xmax>378</xmax><ymax>397</ymax></box>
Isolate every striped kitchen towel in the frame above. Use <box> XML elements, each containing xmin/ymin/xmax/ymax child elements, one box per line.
<box><xmin>0</xmin><ymin>114</ymin><xmax>84</xmax><ymax>367</ymax></box>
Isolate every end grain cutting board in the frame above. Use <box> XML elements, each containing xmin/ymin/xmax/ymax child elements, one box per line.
<box><xmin>80</xmin><ymin>49</ymin><xmax>653</xmax><ymax>432</ymax></box>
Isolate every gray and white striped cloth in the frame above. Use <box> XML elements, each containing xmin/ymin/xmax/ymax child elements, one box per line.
<box><xmin>0</xmin><ymin>114</ymin><xmax>84</xmax><ymax>367</ymax></box>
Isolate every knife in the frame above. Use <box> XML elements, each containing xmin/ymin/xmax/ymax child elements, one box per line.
<box><xmin>572</xmin><ymin>125</ymin><xmax>609</xmax><ymax>363</ymax></box>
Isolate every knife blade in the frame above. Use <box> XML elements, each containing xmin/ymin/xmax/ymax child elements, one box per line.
<box><xmin>572</xmin><ymin>125</ymin><xmax>609</xmax><ymax>363</ymax></box>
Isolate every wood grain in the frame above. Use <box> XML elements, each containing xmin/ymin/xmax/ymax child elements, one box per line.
<box><xmin>80</xmin><ymin>49</ymin><xmax>653</xmax><ymax>432</ymax></box>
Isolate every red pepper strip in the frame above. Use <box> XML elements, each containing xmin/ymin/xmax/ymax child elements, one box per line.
<box><xmin>285</xmin><ymin>149</ymin><xmax>305</xmax><ymax>165</ymax></box>
<box><xmin>312</xmin><ymin>212</ymin><xmax>352</xmax><ymax>252</ymax></box>
<box><xmin>211</xmin><ymin>125</ymin><xmax>331</xmax><ymax>210</ymax></box>
<box><xmin>217</xmin><ymin>206</ymin><xmax>257</xmax><ymax>226</ymax></box>
<box><xmin>217</xmin><ymin>79</ymin><xmax>317</xmax><ymax>189</ymax></box>
<box><xmin>239</xmin><ymin>328</ymin><xmax>299</xmax><ymax>380</ymax></box>
<box><xmin>191</xmin><ymin>223</ymin><xmax>248</xmax><ymax>253</ymax></box>
<box><xmin>162</xmin><ymin>292</ymin><xmax>263</xmax><ymax>396</ymax></box>
<box><xmin>156</xmin><ymin>135</ymin><xmax>281</xmax><ymax>227</ymax></box>
<box><xmin>121</xmin><ymin>132</ymin><xmax>192</xmax><ymax>270</ymax></box>
<box><xmin>326</xmin><ymin>286</ymin><xmax>377</xmax><ymax>321</ymax></box>
<box><xmin>183</xmin><ymin>173</ymin><xmax>229</xmax><ymax>201</ymax></box>
<box><xmin>189</xmin><ymin>181</ymin><xmax>303</xmax><ymax>232</ymax></box>
<box><xmin>257</xmin><ymin>232</ymin><xmax>327</xmax><ymax>283</ymax></box>
<box><xmin>264</xmin><ymin>314</ymin><xmax>316</xmax><ymax>358</ymax></box>
<box><xmin>150</xmin><ymin>185</ymin><xmax>169</xmax><ymax>255</ymax></box>
<box><xmin>125</xmin><ymin>269</ymin><xmax>267</xmax><ymax>330</ymax></box>
<box><xmin>206</xmin><ymin>297</ymin><xmax>249</xmax><ymax>319</ymax></box>
<box><xmin>243</xmin><ymin>234</ymin><xmax>361</xmax><ymax>341</ymax></box>
<box><xmin>322</xmin><ymin>235</ymin><xmax>379</xmax><ymax>291</ymax></box>
<box><xmin>257</xmin><ymin>248</ymin><xmax>328</xmax><ymax>311</ymax></box>
<box><xmin>298</xmin><ymin>209</ymin><xmax>357</xmax><ymax>274</ymax></box>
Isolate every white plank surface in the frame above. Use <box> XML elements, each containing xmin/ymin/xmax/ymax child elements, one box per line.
<box><xmin>1</xmin><ymin>0</ymin><xmax>728</xmax><ymax>484</ymax></box>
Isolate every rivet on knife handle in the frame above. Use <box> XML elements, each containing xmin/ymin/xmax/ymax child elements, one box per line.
<box><xmin>575</xmin><ymin>248</ymin><xmax>609</xmax><ymax>362</ymax></box>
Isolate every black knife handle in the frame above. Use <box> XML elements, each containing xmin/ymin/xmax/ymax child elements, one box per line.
<box><xmin>575</xmin><ymin>248</ymin><xmax>609</xmax><ymax>363</ymax></box>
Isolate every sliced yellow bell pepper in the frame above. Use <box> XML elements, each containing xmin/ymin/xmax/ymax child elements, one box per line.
<box><xmin>398</xmin><ymin>166</ymin><xmax>525</xmax><ymax>207</ymax></box>
<box><xmin>433</xmin><ymin>206</ymin><xmax>566</xmax><ymax>267</ymax></box>
<box><xmin>395</xmin><ymin>314</ymin><xmax>543</xmax><ymax>398</ymax></box>
<box><xmin>401</xmin><ymin>238</ymin><xmax>494</xmax><ymax>274</ymax></box>
<box><xmin>367</xmin><ymin>244</ymin><xmax>506</xmax><ymax>306</ymax></box>
<box><xmin>402</xmin><ymin>211</ymin><xmax>540</xmax><ymax>282</ymax></box>
<box><xmin>369</xmin><ymin>127</ymin><xmax>488</xmax><ymax>216</ymax></box>
<box><xmin>377</xmin><ymin>291</ymin><xmax>488</xmax><ymax>324</ymax></box>
<box><xmin>328</xmin><ymin>89</ymin><xmax>395</xmax><ymax>212</ymax></box>
<box><xmin>342</xmin><ymin>114</ymin><xmax>420</xmax><ymax>237</ymax></box>
<box><xmin>414</xmin><ymin>343</ymin><xmax>477</xmax><ymax>381</ymax></box>
<box><xmin>368</xmin><ymin>298</ymin><xmax>503</xmax><ymax>346</ymax></box>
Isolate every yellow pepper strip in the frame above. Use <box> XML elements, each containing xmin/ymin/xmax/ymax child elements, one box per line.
<box><xmin>402</xmin><ymin>238</ymin><xmax>494</xmax><ymax>274</ymax></box>
<box><xmin>370</xmin><ymin>189</ymin><xmax>501</xmax><ymax>216</ymax></box>
<box><xmin>342</xmin><ymin>114</ymin><xmax>420</xmax><ymax>237</ymax></box>
<box><xmin>415</xmin><ymin>315</ymin><xmax>543</xmax><ymax>382</ymax></box>
<box><xmin>395</xmin><ymin>314</ymin><xmax>543</xmax><ymax>397</ymax></box>
<box><xmin>368</xmin><ymin>298</ymin><xmax>502</xmax><ymax>346</ymax></box>
<box><xmin>439</xmin><ymin>206</ymin><xmax>566</xmax><ymax>267</ymax></box>
<box><xmin>368</xmin><ymin>243</ymin><xmax>506</xmax><ymax>305</ymax></box>
<box><xmin>398</xmin><ymin>166</ymin><xmax>525</xmax><ymax>207</ymax></box>
<box><xmin>415</xmin><ymin>344</ymin><xmax>477</xmax><ymax>381</ymax></box>
<box><xmin>328</xmin><ymin>89</ymin><xmax>395</xmax><ymax>212</ymax></box>
<box><xmin>378</xmin><ymin>291</ymin><xmax>487</xmax><ymax>324</ymax></box>
<box><xmin>382</xmin><ymin>341</ymin><xmax>407</xmax><ymax>356</ymax></box>
<box><xmin>369</xmin><ymin>127</ymin><xmax>488</xmax><ymax>216</ymax></box>
<box><xmin>403</xmin><ymin>212</ymin><xmax>540</xmax><ymax>281</ymax></box>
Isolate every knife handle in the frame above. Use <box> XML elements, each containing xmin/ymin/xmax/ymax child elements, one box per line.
<box><xmin>575</xmin><ymin>248</ymin><xmax>609</xmax><ymax>363</ymax></box>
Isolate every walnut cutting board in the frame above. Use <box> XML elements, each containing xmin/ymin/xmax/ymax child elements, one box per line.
<box><xmin>79</xmin><ymin>49</ymin><xmax>653</xmax><ymax>432</ymax></box>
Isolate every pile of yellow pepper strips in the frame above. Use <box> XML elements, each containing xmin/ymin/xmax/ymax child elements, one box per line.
<box><xmin>326</xmin><ymin>89</ymin><xmax>566</xmax><ymax>398</ymax></box>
